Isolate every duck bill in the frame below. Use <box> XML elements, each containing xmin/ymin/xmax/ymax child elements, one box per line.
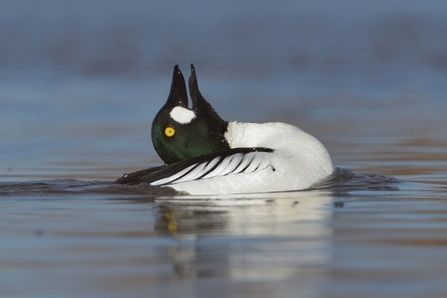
<box><xmin>165</xmin><ymin>65</ymin><xmax>188</xmax><ymax>108</ymax></box>
<box><xmin>189</xmin><ymin>63</ymin><xmax>211</xmax><ymax>111</ymax></box>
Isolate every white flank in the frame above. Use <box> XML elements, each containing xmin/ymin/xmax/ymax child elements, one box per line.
<box><xmin>170</xmin><ymin>106</ymin><xmax>196</xmax><ymax>124</ymax></box>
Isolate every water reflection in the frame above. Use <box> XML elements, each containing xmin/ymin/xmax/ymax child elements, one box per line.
<box><xmin>154</xmin><ymin>191</ymin><xmax>334</xmax><ymax>287</ymax></box>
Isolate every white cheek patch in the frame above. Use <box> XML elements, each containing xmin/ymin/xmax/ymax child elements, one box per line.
<box><xmin>170</xmin><ymin>106</ymin><xmax>197</xmax><ymax>124</ymax></box>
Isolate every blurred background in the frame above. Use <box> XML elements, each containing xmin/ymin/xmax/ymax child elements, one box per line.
<box><xmin>2</xmin><ymin>2</ymin><xmax>447</xmax><ymax>297</ymax></box>
<box><xmin>1</xmin><ymin>0</ymin><xmax>447</xmax><ymax>181</ymax></box>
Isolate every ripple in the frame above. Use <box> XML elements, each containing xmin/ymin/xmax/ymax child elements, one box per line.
<box><xmin>0</xmin><ymin>168</ymin><xmax>401</xmax><ymax>198</ymax></box>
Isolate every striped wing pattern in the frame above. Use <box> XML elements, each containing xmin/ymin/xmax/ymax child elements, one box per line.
<box><xmin>114</xmin><ymin>147</ymin><xmax>274</xmax><ymax>186</ymax></box>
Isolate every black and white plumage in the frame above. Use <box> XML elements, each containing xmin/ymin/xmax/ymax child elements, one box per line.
<box><xmin>114</xmin><ymin>64</ymin><xmax>335</xmax><ymax>195</ymax></box>
<box><xmin>115</xmin><ymin>147</ymin><xmax>274</xmax><ymax>187</ymax></box>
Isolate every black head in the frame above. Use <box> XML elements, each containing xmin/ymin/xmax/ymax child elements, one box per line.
<box><xmin>151</xmin><ymin>64</ymin><xmax>230</xmax><ymax>164</ymax></box>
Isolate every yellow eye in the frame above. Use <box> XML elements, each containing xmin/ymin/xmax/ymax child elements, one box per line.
<box><xmin>164</xmin><ymin>125</ymin><xmax>175</xmax><ymax>137</ymax></box>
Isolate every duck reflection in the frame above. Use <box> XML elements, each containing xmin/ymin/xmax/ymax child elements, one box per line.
<box><xmin>154</xmin><ymin>190</ymin><xmax>335</xmax><ymax>285</ymax></box>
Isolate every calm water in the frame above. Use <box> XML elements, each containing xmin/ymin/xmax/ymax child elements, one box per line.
<box><xmin>1</xmin><ymin>1</ymin><xmax>447</xmax><ymax>297</ymax></box>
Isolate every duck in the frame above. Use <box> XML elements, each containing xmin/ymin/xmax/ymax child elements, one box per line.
<box><xmin>114</xmin><ymin>64</ymin><xmax>335</xmax><ymax>195</ymax></box>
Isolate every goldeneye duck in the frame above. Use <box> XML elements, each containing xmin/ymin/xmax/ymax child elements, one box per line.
<box><xmin>115</xmin><ymin>64</ymin><xmax>335</xmax><ymax>195</ymax></box>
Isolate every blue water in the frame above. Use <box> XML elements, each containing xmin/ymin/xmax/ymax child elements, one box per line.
<box><xmin>1</xmin><ymin>1</ymin><xmax>447</xmax><ymax>297</ymax></box>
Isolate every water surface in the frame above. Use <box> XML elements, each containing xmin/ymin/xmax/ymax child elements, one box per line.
<box><xmin>1</xmin><ymin>1</ymin><xmax>447</xmax><ymax>297</ymax></box>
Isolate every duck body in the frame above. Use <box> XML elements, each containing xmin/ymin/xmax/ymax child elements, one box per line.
<box><xmin>114</xmin><ymin>64</ymin><xmax>334</xmax><ymax>195</ymax></box>
<box><xmin>165</xmin><ymin>121</ymin><xmax>334</xmax><ymax>195</ymax></box>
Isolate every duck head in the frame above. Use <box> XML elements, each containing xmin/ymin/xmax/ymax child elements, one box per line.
<box><xmin>151</xmin><ymin>64</ymin><xmax>230</xmax><ymax>164</ymax></box>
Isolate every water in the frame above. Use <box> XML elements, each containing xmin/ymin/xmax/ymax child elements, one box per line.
<box><xmin>1</xmin><ymin>1</ymin><xmax>447</xmax><ymax>297</ymax></box>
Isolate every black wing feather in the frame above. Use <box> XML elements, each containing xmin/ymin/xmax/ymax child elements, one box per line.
<box><xmin>114</xmin><ymin>147</ymin><xmax>273</xmax><ymax>186</ymax></box>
